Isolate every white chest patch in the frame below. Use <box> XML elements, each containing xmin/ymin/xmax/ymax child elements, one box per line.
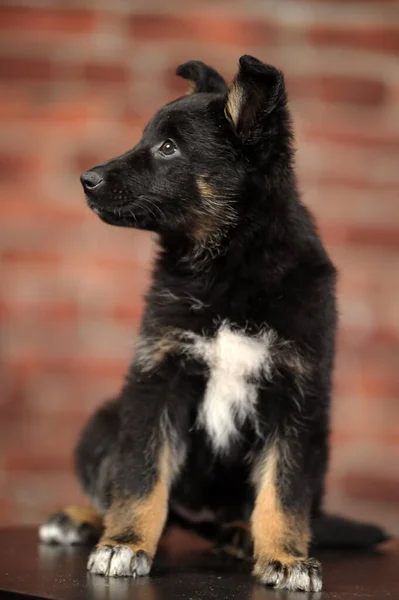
<box><xmin>189</xmin><ymin>323</ymin><xmax>276</xmax><ymax>453</ymax></box>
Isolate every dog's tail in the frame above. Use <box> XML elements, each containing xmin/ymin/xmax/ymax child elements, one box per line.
<box><xmin>168</xmin><ymin>510</ymin><xmax>390</xmax><ymax>551</ymax></box>
<box><xmin>311</xmin><ymin>512</ymin><xmax>390</xmax><ymax>549</ymax></box>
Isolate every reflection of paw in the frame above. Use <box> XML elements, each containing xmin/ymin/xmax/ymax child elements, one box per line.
<box><xmin>254</xmin><ymin>557</ymin><xmax>322</xmax><ymax>592</ymax></box>
<box><xmin>39</xmin><ymin>512</ymin><xmax>99</xmax><ymax>546</ymax></box>
<box><xmin>87</xmin><ymin>545</ymin><xmax>151</xmax><ymax>577</ymax></box>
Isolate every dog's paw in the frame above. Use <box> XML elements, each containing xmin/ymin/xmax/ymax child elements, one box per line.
<box><xmin>87</xmin><ymin>545</ymin><xmax>151</xmax><ymax>577</ymax></box>
<box><xmin>254</xmin><ymin>557</ymin><xmax>322</xmax><ymax>592</ymax></box>
<box><xmin>39</xmin><ymin>512</ymin><xmax>100</xmax><ymax>546</ymax></box>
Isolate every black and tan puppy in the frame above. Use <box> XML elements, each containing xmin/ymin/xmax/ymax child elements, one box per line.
<box><xmin>39</xmin><ymin>56</ymin><xmax>388</xmax><ymax>592</ymax></box>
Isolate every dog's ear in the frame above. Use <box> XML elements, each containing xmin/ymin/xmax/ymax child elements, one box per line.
<box><xmin>225</xmin><ymin>55</ymin><xmax>286</xmax><ymax>141</ymax></box>
<box><xmin>176</xmin><ymin>60</ymin><xmax>228</xmax><ymax>95</ymax></box>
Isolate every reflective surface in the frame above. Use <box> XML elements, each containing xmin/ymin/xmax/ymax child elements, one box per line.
<box><xmin>0</xmin><ymin>527</ymin><xmax>397</xmax><ymax>600</ymax></box>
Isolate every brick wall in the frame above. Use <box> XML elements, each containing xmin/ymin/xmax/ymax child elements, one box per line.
<box><xmin>0</xmin><ymin>1</ymin><xmax>398</xmax><ymax>532</ymax></box>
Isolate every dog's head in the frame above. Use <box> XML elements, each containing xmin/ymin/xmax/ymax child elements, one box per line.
<box><xmin>81</xmin><ymin>56</ymin><xmax>291</xmax><ymax>256</ymax></box>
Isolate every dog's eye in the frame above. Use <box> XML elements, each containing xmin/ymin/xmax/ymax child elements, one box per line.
<box><xmin>158</xmin><ymin>139</ymin><xmax>177</xmax><ymax>157</ymax></box>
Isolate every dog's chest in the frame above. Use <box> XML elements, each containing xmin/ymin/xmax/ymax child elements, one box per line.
<box><xmin>192</xmin><ymin>325</ymin><xmax>274</xmax><ymax>452</ymax></box>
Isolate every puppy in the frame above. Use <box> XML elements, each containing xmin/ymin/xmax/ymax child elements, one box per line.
<box><xmin>39</xmin><ymin>56</ymin><xmax>387</xmax><ymax>592</ymax></box>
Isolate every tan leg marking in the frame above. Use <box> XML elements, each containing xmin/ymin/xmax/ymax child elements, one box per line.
<box><xmin>251</xmin><ymin>444</ymin><xmax>310</xmax><ymax>568</ymax></box>
<box><xmin>98</xmin><ymin>444</ymin><xmax>171</xmax><ymax>560</ymax></box>
<box><xmin>251</xmin><ymin>445</ymin><xmax>322</xmax><ymax>591</ymax></box>
<box><xmin>63</xmin><ymin>505</ymin><xmax>104</xmax><ymax>534</ymax></box>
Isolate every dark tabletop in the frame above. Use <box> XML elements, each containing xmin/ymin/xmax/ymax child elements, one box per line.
<box><xmin>0</xmin><ymin>527</ymin><xmax>398</xmax><ymax>600</ymax></box>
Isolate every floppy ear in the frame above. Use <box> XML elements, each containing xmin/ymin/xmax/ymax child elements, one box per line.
<box><xmin>176</xmin><ymin>60</ymin><xmax>228</xmax><ymax>95</ymax></box>
<box><xmin>225</xmin><ymin>55</ymin><xmax>286</xmax><ymax>141</ymax></box>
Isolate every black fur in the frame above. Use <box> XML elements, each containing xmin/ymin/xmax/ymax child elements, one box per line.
<box><xmin>62</xmin><ymin>56</ymin><xmax>387</xmax><ymax>589</ymax></box>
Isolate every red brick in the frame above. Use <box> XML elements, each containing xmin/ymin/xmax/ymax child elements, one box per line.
<box><xmin>301</xmin><ymin>122</ymin><xmax>399</xmax><ymax>151</ymax></box>
<box><xmin>0</xmin><ymin>500</ymin><xmax>15</xmax><ymax>524</ymax></box>
<box><xmin>1</xmin><ymin>1</ymin><xmax>399</xmax><ymax>526</ymax></box>
<box><xmin>309</xmin><ymin>24</ymin><xmax>399</xmax><ymax>55</ymax></box>
<box><xmin>0</xmin><ymin>91</ymin><xmax>114</xmax><ymax>125</ymax></box>
<box><xmin>339</xmin><ymin>327</ymin><xmax>399</xmax><ymax>348</ymax></box>
<box><xmin>302</xmin><ymin>173</ymin><xmax>399</xmax><ymax>193</ymax></box>
<box><xmin>0</xmin><ymin>5</ymin><xmax>98</xmax><ymax>34</ymax></box>
<box><xmin>0</xmin><ymin>57</ymin><xmax>86</xmax><ymax>83</ymax></box>
<box><xmin>0</xmin><ymin>301</ymin><xmax>80</xmax><ymax>323</ymax></box>
<box><xmin>1</xmin><ymin>198</ymin><xmax>87</xmax><ymax>226</ymax></box>
<box><xmin>74</xmin><ymin>152</ymin><xmax>114</xmax><ymax>174</ymax></box>
<box><xmin>9</xmin><ymin>357</ymin><xmax>126</xmax><ymax>379</ymax></box>
<box><xmin>0</xmin><ymin>57</ymin><xmax>131</xmax><ymax>85</ymax></box>
<box><xmin>165</xmin><ymin>67</ymin><xmax>192</xmax><ymax>97</ymax></box>
<box><xmin>122</xmin><ymin>109</ymin><xmax>152</xmax><ymax>129</ymax></box>
<box><xmin>2</xmin><ymin>250</ymin><xmax>62</xmax><ymax>267</ymax></box>
<box><xmin>3</xmin><ymin>453</ymin><xmax>72</xmax><ymax>473</ymax></box>
<box><xmin>287</xmin><ymin>74</ymin><xmax>387</xmax><ymax>106</ymax></box>
<box><xmin>340</xmin><ymin>474</ymin><xmax>399</xmax><ymax>504</ymax></box>
<box><xmin>129</xmin><ymin>14</ymin><xmax>277</xmax><ymax>46</ymax></box>
<box><xmin>0</xmin><ymin>299</ymin><xmax>143</xmax><ymax>326</ymax></box>
<box><xmin>320</xmin><ymin>223</ymin><xmax>399</xmax><ymax>251</ymax></box>
<box><xmin>293</xmin><ymin>0</ymin><xmax>396</xmax><ymax>3</ymax></box>
<box><xmin>0</xmin><ymin>154</ymin><xmax>43</xmax><ymax>181</ymax></box>
<box><xmin>330</xmin><ymin>430</ymin><xmax>399</xmax><ymax>445</ymax></box>
<box><xmin>0</xmin><ymin>57</ymin><xmax>54</xmax><ymax>82</ymax></box>
<box><xmin>336</xmin><ymin>372</ymin><xmax>399</xmax><ymax>401</ymax></box>
<box><xmin>6</xmin><ymin>471</ymin><xmax>85</xmax><ymax>523</ymax></box>
<box><xmin>82</xmin><ymin>62</ymin><xmax>131</xmax><ymax>85</ymax></box>
<box><xmin>111</xmin><ymin>304</ymin><xmax>144</xmax><ymax>324</ymax></box>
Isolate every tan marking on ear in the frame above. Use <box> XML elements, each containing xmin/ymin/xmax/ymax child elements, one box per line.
<box><xmin>98</xmin><ymin>444</ymin><xmax>172</xmax><ymax>560</ymax></box>
<box><xmin>187</xmin><ymin>81</ymin><xmax>197</xmax><ymax>95</ymax></box>
<box><xmin>251</xmin><ymin>444</ymin><xmax>310</xmax><ymax>568</ymax></box>
<box><xmin>64</xmin><ymin>505</ymin><xmax>104</xmax><ymax>534</ymax></box>
<box><xmin>225</xmin><ymin>82</ymin><xmax>243</xmax><ymax>126</ymax></box>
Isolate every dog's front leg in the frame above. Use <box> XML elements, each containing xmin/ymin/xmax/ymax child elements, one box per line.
<box><xmin>88</xmin><ymin>372</ymin><xmax>185</xmax><ymax>577</ymax></box>
<box><xmin>251</xmin><ymin>437</ymin><xmax>323</xmax><ymax>592</ymax></box>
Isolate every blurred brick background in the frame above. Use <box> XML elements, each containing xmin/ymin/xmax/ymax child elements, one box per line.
<box><xmin>0</xmin><ymin>0</ymin><xmax>398</xmax><ymax>533</ymax></box>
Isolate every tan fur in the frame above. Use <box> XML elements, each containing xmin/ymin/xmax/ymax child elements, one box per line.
<box><xmin>251</xmin><ymin>444</ymin><xmax>310</xmax><ymax>569</ymax></box>
<box><xmin>135</xmin><ymin>331</ymin><xmax>183</xmax><ymax>372</ymax></box>
<box><xmin>152</xmin><ymin>336</ymin><xmax>181</xmax><ymax>366</ymax></box>
<box><xmin>187</xmin><ymin>81</ymin><xmax>197</xmax><ymax>95</ymax></box>
<box><xmin>277</xmin><ymin>345</ymin><xmax>309</xmax><ymax>378</ymax></box>
<box><xmin>197</xmin><ymin>175</ymin><xmax>215</xmax><ymax>202</ymax></box>
<box><xmin>225</xmin><ymin>82</ymin><xmax>243</xmax><ymax>126</ymax></box>
<box><xmin>64</xmin><ymin>505</ymin><xmax>104</xmax><ymax>534</ymax></box>
<box><xmin>194</xmin><ymin>175</ymin><xmax>223</xmax><ymax>247</ymax></box>
<box><xmin>192</xmin><ymin>175</ymin><xmax>237</xmax><ymax>258</ymax></box>
<box><xmin>98</xmin><ymin>445</ymin><xmax>172</xmax><ymax>560</ymax></box>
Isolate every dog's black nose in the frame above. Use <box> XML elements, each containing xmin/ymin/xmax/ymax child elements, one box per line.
<box><xmin>80</xmin><ymin>169</ymin><xmax>104</xmax><ymax>192</ymax></box>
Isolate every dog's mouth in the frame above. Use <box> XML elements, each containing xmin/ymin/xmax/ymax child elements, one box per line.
<box><xmin>85</xmin><ymin>194</ymin><xmax>167</xmax><ymax>232</ymax></box>
<box><xmin>87</xmin><ymin>200</ymin><xmax>138</xmax><ymax>227</ymax></box>
<box><xmin>87</xmin><ymin>199</ymin><xmax>131</xmax><ymax>214</ymax></box>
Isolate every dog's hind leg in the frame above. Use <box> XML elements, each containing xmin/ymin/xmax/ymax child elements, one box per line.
<box><xmin>39</xmin><ymin>505</ymin><xmax>104</xmax><ymax>545</ymax></box>
<box><xmin>39</xmin><ymin>399</ymin><xmax>120</xmax><ymax>546</ymax></box>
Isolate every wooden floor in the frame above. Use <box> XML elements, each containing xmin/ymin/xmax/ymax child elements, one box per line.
<box><xmin>0</xmin><ymin>527</ymin><xmax>398</xmax><ymax>599</ymax></box>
